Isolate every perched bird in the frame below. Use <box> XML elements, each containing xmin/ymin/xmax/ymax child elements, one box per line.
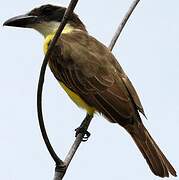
<box><xmin>3</xmin><ymin>4</ymin><xmax>177</xmax><ymax>177</ymax></box>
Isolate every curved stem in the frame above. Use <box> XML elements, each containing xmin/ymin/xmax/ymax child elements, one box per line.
<box><xmin>37</xmin><ymin>0</ymin><xmax>79</xmax><ymax>166</ymax></box>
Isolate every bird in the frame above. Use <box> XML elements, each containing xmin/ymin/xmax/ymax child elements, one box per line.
<box><xmin>3</xmin><ymin>4</ymin><xmax>177</xmax><ymax>177</ymax></box>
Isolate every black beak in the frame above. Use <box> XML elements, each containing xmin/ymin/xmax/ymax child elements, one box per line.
<box><xmin>3</xmin><ymin>14</ymin><xmax>38</xmax><ymax>28</ymax></box>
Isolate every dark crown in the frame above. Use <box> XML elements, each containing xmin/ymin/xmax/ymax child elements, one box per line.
<box><xmin>28</xmin><ymin>4</ymin><xmax>86</xmax><ymax>31</ymax></box>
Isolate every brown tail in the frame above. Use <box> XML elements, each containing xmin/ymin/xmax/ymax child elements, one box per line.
<box><xmin>125</xmin><ymin>121</ymin><xmax>177</xmax><ymax>177</ymax></box>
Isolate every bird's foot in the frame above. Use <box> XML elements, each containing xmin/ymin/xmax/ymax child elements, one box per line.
<box><xmin>75</xmin><ymin>127</ymin><xmax>91</xmax><ymax>142</ymax></box>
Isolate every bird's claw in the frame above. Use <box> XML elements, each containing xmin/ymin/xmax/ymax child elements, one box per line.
<box><xmin>75</xmin><ymin>127</ymin><xmax>91</xmax><ymax>142</ymax></box>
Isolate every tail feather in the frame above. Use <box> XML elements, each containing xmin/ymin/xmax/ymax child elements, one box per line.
<box><xmin>125</xmin><ymin>121</ymin><xmax>177</xmax><ymax>177</ymax></box>
<box><xmin>146</xmin><ymin>127</ymin><xmax>177</xmax><ymax>176</ymax></box>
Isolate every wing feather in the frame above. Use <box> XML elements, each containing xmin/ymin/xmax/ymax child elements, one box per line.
<box><xmin>48</xmin><ymin>31</ymin><xmax>144</xmax><ymax>125</ymax></box>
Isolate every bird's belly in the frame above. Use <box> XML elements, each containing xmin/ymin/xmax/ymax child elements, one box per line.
<box><xmin>59</xmin><ymin>82</ymin><xmax>95</xmax><ymax>115</ymax></box>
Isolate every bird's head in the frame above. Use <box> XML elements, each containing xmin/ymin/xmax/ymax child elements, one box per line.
<box><xmin>3</xmin><ymin>4</ymin><xmax>86</xmax><ymax>37</ymax></box>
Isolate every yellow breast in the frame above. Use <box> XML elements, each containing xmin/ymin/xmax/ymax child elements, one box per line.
<box><xmin>59</xmin><ymin>82</ymin><xmax>95</xmax><ymax>115</ymax></box>
<box><xmin>43</xmin><ymin>24</ymin><xmax>74</xmax><ymax>54</ymax></box>
<box><xmin>43</xmin><ymin>30</ymin><xmax>95</xmax><ymax>115</ymax></box>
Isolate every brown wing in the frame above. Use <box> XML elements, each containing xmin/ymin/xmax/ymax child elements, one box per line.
<box><xmin>122</xmin><ymin>76</ymin><xmax>146</xmax><ymax>116</ymax></box>
<box><xmin>49</xmin><ymin>30</ymin><xmax>144</xmax><ymax>126</ymax></box>
<box><xmin>48</xmin><ymin>31</ymin><xmax>177</xmax><ymax>177</ymax></box>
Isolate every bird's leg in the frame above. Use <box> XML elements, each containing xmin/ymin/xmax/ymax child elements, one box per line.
<box><xmin>75</xmin><ymin>113</ymin><xmax>93</xmax><ymax>142</ymax></box>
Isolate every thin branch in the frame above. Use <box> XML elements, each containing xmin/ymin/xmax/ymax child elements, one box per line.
<box><xmin>64</xmin><ymin>114</ymin><xmax>93</xmax><ymax>166</ymax></box>
<box><xmin>108</xmin><ymin>0</ymin><xmax>141</xmax><ymax>50</ymax></box>
<box><xmin>37</xmin><ymin>0</ymin><xmax>79</xmax><ymax>167</ymax></box>
<box><xmin>54</xmin><ymin>114</ymin><xmax>93</xmax><ymax>180</ymax></box>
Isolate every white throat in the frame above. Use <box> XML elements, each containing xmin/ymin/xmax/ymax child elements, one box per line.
<box><xmin>31</xmin><ymin>21</ymin><xmax>74</xmax><ymax>37</ymax></box>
